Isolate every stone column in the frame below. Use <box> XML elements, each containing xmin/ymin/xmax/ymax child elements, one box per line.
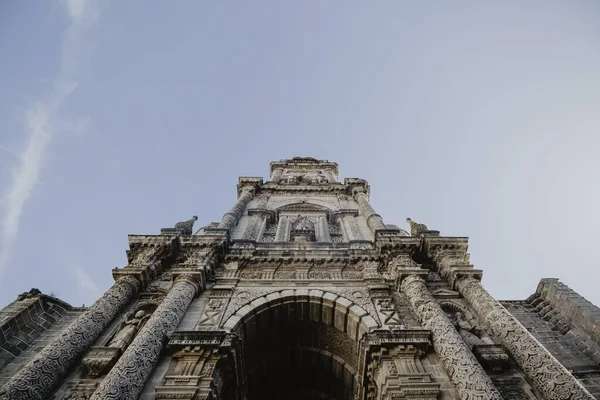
<box><xmin>90</xmin><ymin>275</ymin><xmax>200</xmax><ymax>400</ymax></box>
<box><xmin>0</xmin><ymin>276</ymin><xmax>141</xmax><ymax>400</ymax></box>
<box><xmin>457</xmin><ymin>277</ymin><xmax>595</xmax><ymax>400</ymax></box>
<box><xmin>218</xmin><ymin>188</ymin><xmax>253</xmax><ymax>230</ymax></box>
<box><xmin>353</xmin><ymin>191</ymin><xmax>386</xmax><ymax>232</ymax></box>
<box><xmin>271</xmin><ymin>168</ymin><xmax>284</xmax><ymax>183</ymax></box>
<box><xmin>400</xmin><ymin>275</ymin><xmax>503</xmax><ymax>400</ymax></box>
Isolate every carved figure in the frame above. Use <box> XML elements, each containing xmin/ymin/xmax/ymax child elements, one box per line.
<box><xmin>406</xmin><ymin>218</ymin><xmax>428</xmax><ymax>236</ymax></box>
<box><xmin>107</xmin><ymin>310</ymin><xmax>149</xmax><ymax>350</ymax></box>
<box><xmin>174</xmin><ymin>216</ymin><xmax>198</xmax><ymax>235</ymax></box>
<box><xmin>292</xmin><ymin>215</ymin><xmax>314</xmax><ymax>231</ymax></box>
<box><xmin>448</xmin><ymin>311</ymin><xmax>493</xmax><ymax>347</ymax></box>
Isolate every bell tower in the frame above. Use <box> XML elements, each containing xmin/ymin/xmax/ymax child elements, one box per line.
<box><xmin>1</xmin><ymin>157</ymin><xmax>598</xmax><ymax>400</ymax></box>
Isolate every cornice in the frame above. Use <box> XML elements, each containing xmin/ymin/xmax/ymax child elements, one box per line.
<box><xmin>375</xmin><ymin>236</ymin><xmax>421</xmax><ymax>257</ymax></box>
<box><xmin>422</xmin><ymin>236</ymin><xmax>470</xmax><ymax>259</ymax></box>
<box><xmin>259</xmin><ymin>182</ymin><xmax>347</xmax><ymax>195</ymax></box>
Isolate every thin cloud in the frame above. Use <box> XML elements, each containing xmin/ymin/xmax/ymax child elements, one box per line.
<box><xmin>0</xmin><ymin>0</ymin><xmax>101</xmax><ymax>279</ymax></box>
<box><xmin>73</xmin><ymin>266</ymin><xmax>100</xmax><ymax>295</ymax></box>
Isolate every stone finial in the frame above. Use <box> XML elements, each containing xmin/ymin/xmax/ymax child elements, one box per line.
<box><xmin>174</xmin><ymin>216</ymin><xmax>198</xmax><ymax>235</ymax></box>
<box><xmin>406</xmin><ymin>218</ymin><xmax>428</xmax><ymax>236</ymax></box>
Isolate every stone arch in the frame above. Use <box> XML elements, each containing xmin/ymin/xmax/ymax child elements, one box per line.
<box><xmin>225</xmin><ymin>289</ymin><xmax>377</xmax><ymax>400</ymax></box>
<box><xmin>222</xmin><ymin>288</ymin><xmax>379</xmax><ymax>342</ymax></box>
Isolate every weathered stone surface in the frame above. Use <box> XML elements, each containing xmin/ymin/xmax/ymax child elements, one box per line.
<box><xmin>1</xmin><ymin>157</ymin><xmax>598</xmax><ymax>400</ymax></box>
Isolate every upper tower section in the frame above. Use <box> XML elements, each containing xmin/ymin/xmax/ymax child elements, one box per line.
<box><xmin>269</xmin><ymin>157</ymin><xmax>339</xmax><ymax>185</ymax></box>
<box><xmin>199</xmin><ymin>157</ymin><xmax>408</xmax><ymax>250</ymax></box>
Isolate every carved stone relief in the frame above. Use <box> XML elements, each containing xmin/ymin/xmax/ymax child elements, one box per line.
<box><xmin>457</xmin><ymin>277</ymin><xmax>595</xmax><ymax>400</ymax></box>
<box><xmin>0</xmin><ymin>276</ymin><xmax>141</xmax><ymax>400</ymax></box>
<box><xmin>194</xmin><ymin>290</ymin><xmax>230</xmax><ymax>331</ymax></box>
<box><xmin>400</xmin><ymin>275</ymin><xmax>503</xmax><ymax>399</ymax></box>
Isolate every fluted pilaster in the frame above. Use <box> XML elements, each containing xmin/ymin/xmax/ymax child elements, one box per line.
<box><xmin>400</xmin><ymin>275</ymin><xmax>502</xmax><ymax>400</ymax></box>
<box><xmin>218</xmin><ymin>189</ymin><xmax>253</xmax><ymax>230</ymax></box>
<box><xmin>0</xmin><ymin>276</ymin><xmax>141</xmax><ymax>400</ymax></box>
<box><xmin>90</xmin><ymin>275</ymin><xmax>200</xmax><ymax>400</ymax></box>
<box><xmin>354</xmin><ymin>191</ymin><xmax>386</xmax><ymax>232</ymax></box>
<box><xmin>457</xmin><ymin>277</ymin><xmax>595</xmax><ymax>400</ymax></box>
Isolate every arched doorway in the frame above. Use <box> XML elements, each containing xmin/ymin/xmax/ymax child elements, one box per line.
<box><xmin>223</xmin><ymin>290</ymin><xmax>377</xmax><ymax>400</ymax></box>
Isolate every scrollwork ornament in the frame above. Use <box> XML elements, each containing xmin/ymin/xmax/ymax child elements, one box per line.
<box><xmin>400</xmin><ymin>275</ymin><xmax>503</xmax><ymax>400</ymax></box>
<box><xmin>0</xmin><ymin>277</ymin><xmax>140</xmax><ymax>400</ymax></box>
<box><xmin>456</xmin><ymin>277</ymin><xmax>595</xmax><ymax>400</ymax></box>
<box><xmin>90</xmin><ymin>277</ymin><xmax>198</xmax><ymax>400</ymax></box>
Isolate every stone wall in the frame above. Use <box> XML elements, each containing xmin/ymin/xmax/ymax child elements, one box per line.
<box><xmin>0</xmin><ymin>292</ymin><xmax>83</xmax><ymax>389</ymax></box>
<box><xmin>502</xmin><ymin>279</ymin><xmax>600</xmax><ymax>398</ymax></box>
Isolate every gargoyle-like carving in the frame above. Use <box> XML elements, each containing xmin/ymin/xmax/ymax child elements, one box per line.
<box><xmin>406</xmin><ymin>218</ymin><xmax>428</xmax><ymax>236</ymax></box>
<box><xmin>174</xmin><ymin>216</ymin><xmax>198</xmax><ymax>235</ymax></box>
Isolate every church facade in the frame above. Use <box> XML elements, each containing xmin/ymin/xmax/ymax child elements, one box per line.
<box><xmin>1</xmin><ymin>157</ymin><xmax>600</xmax><ymax>400</ymax></box>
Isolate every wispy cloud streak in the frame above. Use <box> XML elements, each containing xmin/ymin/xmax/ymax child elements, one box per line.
<box><xmin>0</xmin><ymin>0</ymin><xmax>100</xmax><ymax>279</ymax></box>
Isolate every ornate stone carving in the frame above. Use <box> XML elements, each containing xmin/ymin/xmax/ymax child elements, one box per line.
<box><xmin>0</xmin><ymin>276</ymin><xmax>141</xmax><ymax>400</ymax></box>
<box><xmin>374</xmin><ymin>297</ymin><xmax>403</xmax><ymax>328</ymax></box>
<box><xmin>195</xmin><ymin>293</ymin><xmax>228</xmax><ymax>331</ymax></box>
<box><xmin>406</xmin><ymin>217</ymin><xmax>428</xmax><ymax>236</ymax></box>
<box><xmin>457</xmin><ymin>277</ymin><xmax>595</xmax><ymax>400</ymax></box>
<box><xmin>174</xmin><ymin>216</ymin><xmax>198</xmax><ymax>235</ymax></box>
<box><xmin>81</xmin><ymin>347</ymin><xmax>122</xmax><ymax>378</ymax></box>
<box><xmin>15</xmin><ymin>288</ymin><xmax>41</xmax><ymax>301</ymax></box>
<box><xmin>400</xmin><ymin>275</ymin><xmax>503</xmax><ymax>399</ymax></box>
<box><xmin>363</xmin><ymin>330</ymin><xmax>440</xmax><ymax>400</ymax></box>
<box><xmin>90</xmin><ymin>276</ymin><xmax>199</xmax><ymax>400</ymax></box>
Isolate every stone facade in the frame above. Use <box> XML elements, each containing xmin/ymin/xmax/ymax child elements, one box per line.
<box><xmin>0</xmin><ymin>157</ymin><xmax>598</xmax><ymax>399</ymax></box>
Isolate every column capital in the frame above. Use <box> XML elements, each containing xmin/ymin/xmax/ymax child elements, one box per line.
<box><xmin>344</xmin><ymin>177</ymin><xmax>370</xmax><ymax>197</ymax></box>
<box><xmin>422</xmin><ymin>236</ymin><xmax>483</xmax><ymax>288</ymax></box>
<box><xmin>237</xmin><ymin>177</ymin><xmax>262</xmax><ymax>197</ymax></box>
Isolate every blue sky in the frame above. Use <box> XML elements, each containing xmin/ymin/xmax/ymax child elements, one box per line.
<box><xmin>1</xmin><ymin>1</ymin><xmax>599</xmax><ymax>308</ymax></box>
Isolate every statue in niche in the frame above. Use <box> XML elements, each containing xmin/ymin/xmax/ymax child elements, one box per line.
<box><xmin>290</xmin><ymin>215</ymin><xmax>315</xmax><ymax>241</ymax></box>
<box><xmin>447</xmin><ymin>310</ymin><xmax>493</xmax><ymax>348</ymax></box>
<box><xmin>292</xmin><ymin>215</ymin><xmax>314</xmax><ymax>231</ymax></box>
<box><xmin>107</xmin><ymin>310</ymin><xmax>150</xmax><ymax>350</ymax></box>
